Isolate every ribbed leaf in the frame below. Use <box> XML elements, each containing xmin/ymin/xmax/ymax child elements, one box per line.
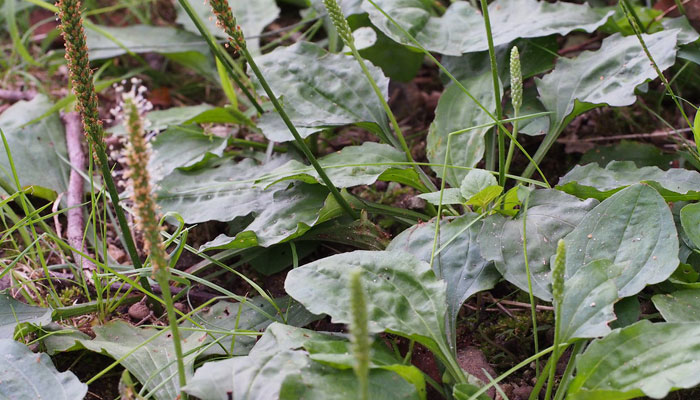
<box><xmin>558</xmin><ymin>260</ymin><xmax>619</xmax><ymax>341</ymax></box>
<box><xmin>652</xmin><ymin>289</ymin><xmax>700</xmax><ymax>322</ymax></box>
<box><xmin>558</xmin><ymin>161</ymin><xmax>700</xmax><ymax>201</ymax></box>
<box><xmin>365</xmin><ymin>0</ymin><xmax>612</xmax><ymax>56</ymax></box>
<box><xmin>285</xmin><ymin>250</ymin><xmax>449</xmax><ymax>353</ymax></box>
<box><xmin>0</xmin><ymin>294</ymin><xmax>51</xmax><ymax>339</ymax></box>
<box><xmin>0</xmin><ymin>339</ymin><xmax>87</xmax><ymax>400</ymax></box>
<box><xmin>388</xmin><ymin>214</ymin><xmax>497</xmax><ymax>339</ymax></box>
<box><xmin>251</xmin><ymin>42</ymin><xmax>390</xmax><ymax>142</ymax></box>
<box><xmin>569</xmin><ymin>320</ymin><xmax>700</xmax><ymax>399</ymax></box>
<box><xmin>0</xmin><ymin>95</ymin><xmax>69</xmax><ymax>199</ymax></box>
<box><xmin>175</xmin><ymin>0</ymin><xmax>279</xmax><ymax>52</ymax></box>
<box><xmin>255</xmin><ymin>142</ymin><xmax>416</xmax><ymax>189</ymax></box>
<box><xmin>427</xmin><ymin>71</ymin><xmax>497</xmax><ymax>187</ymax></box>
<box><xmin>564</xmin><ymin>184</ymin><xmax>679</xmax><ymax>298</ymax></box>
<box><xmin>478</xmin><ymin>190</ymin><xmax>598</xmax><ymax>301</ymax></box>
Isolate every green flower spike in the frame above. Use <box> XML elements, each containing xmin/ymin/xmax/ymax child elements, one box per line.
<box><xmin>551</xmin><ymin>239</ymin><xmax>566</xmax><ymax>306</ymax></box>
<box><xmin>510</xmin><ymin>46</ymin><xmax>523</xmax><ymax>112</ymax></box>
<box><xmin>56</xmin><ymin>0</ymin><xmax>103</xmax><ymax>151</ymax></box>
<box><xmin>120</xmin><ymin>84</ymin><xmax>166</xmax><ymax>276</ymax></box>
<box><xmin>120</xmin><ymin>81</ymin><xmax>188</xmax><ymax>397</ymax></box>
<box><xmin>323</xmin><ymin>0</ymin><xmax>355</xmax><ymax>47</ymax></box>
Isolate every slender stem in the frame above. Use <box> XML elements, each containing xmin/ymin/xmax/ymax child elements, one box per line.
<box><xmin>503</xmin><ymin>109</ymin><xmax>519</xmax><ymax>182</ymax></box>
<box><xmin>480</xmin><ymin>0</ymin><xmax>505</xmax><ymax>187</ymax></box>
<box><xmin>468</xmin><ymin>343</ymin><xmax>568</xmax><ymax>400</ymax></box>
<box><xmin>95</xmin><ymin>150</ymin><xmax>157</xmax><ymax>301</ymax></box>
<box><xmin>176</xmin><ymin>0</ymin><xmax>263</xmax><ymax>114</ymax></box>
<box><xmin>553</xmin><ymin>340</ymin><xmax>584</xmax><ymax>400</ymax></box>
<box><xmin>347</xmin><ymin>45</ymin><xmax>437</xmax><ymax>192</ymax></box>
<box><xmin>241</xmin><ymin>47</ymin><xmax>358</xmax><ymax>219</ymax></box>
<box><xmin>365</xmin><ymin>0</ymin><xmax>550</xmax><ymax>186</ymax></box>
<box><xmin>544</xmin><ymin>295</ymin><xmax>563</xmax><ymax>400</ymax></box>
<box><xmin>154</xmin><ymin>273</ymin><xmax>188</xmax><ymax>399</ymax></box>
<box><xmin>620</xmin><ymin>0</ymin><xmax>693</xmax><ymax>131</ymax></box>
<box><xmin>521</xmin><ymin>193</ymin><xmax>540</xmax><ymax>378</ymax></box>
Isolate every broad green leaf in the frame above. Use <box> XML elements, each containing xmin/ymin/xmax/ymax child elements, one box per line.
<box><xmin>0</xmin><ymin>294</ymin><xmax>52</xmax><ymax>338</ymax></box>
<box><xmin>388</xmin><ymin>214</ymin><xmax>498</xmax><ymax>345</ymax></box>
<box><xmin>418</xmin><ymin>188</ymin><xmax>464</xmax><ymax>205</ymax></box>
<box><xmin>350</xmin><ymin>14</ymin><xmax>424</xmax><ymax>82</ymax></box>
<box><xmin>157</xmin><ymin>153</ymin><xmax>342</xmax><ymax>249</ymax></box>
<box><xmin>156</xmin><ymin>155</ymin><xmax>293</xmax><ymax>223</ymax></box>
<box><xmin>478</xmin><ymin>190</ymin><xmax>598</xmax><ymax>301</ymax></box>
<box><xmin>652</xmin><ymin>289</ymin><xmax>700</xmax><ymax>322</ymax></box>
<box><xmin>564</xmin><ymin>184</ymin><xmax>679</xmax><ymax>298</ymax></box>
<box><xmin>198</xmin><ymin>184</ymin><xmax>338</xmax><ymax>250</ymax></box>
<box><xmin>304</xmin><ymin>339</ymin><xmax>426</xmax><ymax>398</ymax></box>
<box><xmin>109</xmin><ymin>104</ymin><xmax>248</xmax><ymax>135</ymax></box>
<box><xmin>557</xmin><ymin>161</ymin><xmax>700</xmax><ymax>201</ymax></box>
<box><xmin>185</xmin><ymin>348</ymin><xmax>310</xmax><ymax>400</ymax></box>
<box><xmin>184</xmin><ymin>323</ymin><xmax>420</xmax><ymax>400</ymax></box>
<box><xmin>365</xmin><ymin>0</ymin><xmax>612</xmax><ymax>56</ymax></box>
<box><xmin>251</xmin><ymin>42</ymin><xmax>390</xmax><ymax>142</ymax></box>
<box><xmin>453</xmin><ymin>383</ymin><xmax>491</xmax><ymax>400</ymax></box>
<box><xmin>85</xmin><ymin>24</ymin><xmax>207</xmax><ymax>59</ymax></box>
<box><xmin>443</xmin><ymin>37</ymin><xmax>558</xmax><ymax>85</ymax></box>
<box><xmin>0</xmin><ymin>339</ymin><xmax>87</xmax><ymax>400</ymax></box>
<box><xmin>569</xmin><ymin>320</ymin><xmax>700</xmax><ymax>399</ymax></box>
<box><xmin>285</xmin><ymin>250</ymin><xmax>449</xmax><ymax>353</ymax></box>
<box><xmin>538</xmin><ymin>30</ymin><xmax>679</xmax><ymax>135</ymax></box>
<box><xmin>460</xmin><ymin>169</ymin><xmax>497</xmax><ymax>200</ymax></box>
<box><xmin>466</xmin><ymin>186</ymin><xmax>503</xmax><ymax>209</ymax></box>
<box><xmin>531</xmin><ymin>30</ymin><xmax>680</xmax><ymax>173</ymax></box>
<box><xmin>680</xmin><ymin>202</ymin><xmax>700</xmax><ymax>249</ymax></box>
<box><xmin>175</xmin><ymin>0</ymin><xmax>279</xmax><ymax>52</ymax></box>
<box><xmin>255</xmin><ymin>142</ymin><xmax>412</xmax><ymax>188</ymax></box>
<box><xmin>662</xmin><ymin>17</ymin><xmax>700</xmax><ymax>45</ymax></box>
<box><xmin>427</xmin><ymin>70</ymin><xmax>497</xmax><ymax>187</ymax></box>
<box><xmin>279</xmin><ymin>365</ymin><xmax>420</xmax><ymax>400</ymax></box>
<box><xmin>0</xmin><ymin>95</ymin><xmax>70</xmax><ymax>199</ymax></box>
<box><xmin>184</xmin><ymin>296</ymin><xmax>319</xmax><ymax>357</ymax></box>
<box><xmin>609</xmin><ymin>296</ymin><xmax>641</xmax><ymax>329</ymax></box>
<box><xmin>55</xmin><ymin>321</ymin><xmax>204</xmax><ymax>400</ymax></box>
<box><xmin>580</xmin><ymin>140</ymin><xmax>676</xmax><ymax>169</ymax></box>
<box><xmin>309</xmin><ymin>0</ymin><xmax>363</xmax><ymax>16</ymax></box>
<box><xmin>149</xmin><ymin>125</ymin><xmax>227</xmax><ymax>181</ymax></box>
<box><xmin>679</xmin><ymin>41</ymin><xmax>700</xmax><ymax>65</ymax></box>
<box><xmin>558</xmin><ymin>260</ymin><xmax>619</xmax><ymax>341</ymax></box>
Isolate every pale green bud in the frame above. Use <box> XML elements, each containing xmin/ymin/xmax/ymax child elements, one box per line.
<box><xmin>552</xmin><ymin>239</ymin><xmax>566</xmax><ymax>305</ymax></box>
<box><xmin>510</xmin><ymin>46</ymin><xmax>523</xmax><ymax>112</ymax></box>
<box><xmin>323</xmin><ymin>0</ymin><xmax>354</xmax><ymax>47</ymax></box>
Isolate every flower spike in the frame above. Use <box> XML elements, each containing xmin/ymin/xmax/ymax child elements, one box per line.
<box><xmin>56</xmin><ymin>0</ymin><xmax>103</xmax><ymax>151</ymax></box>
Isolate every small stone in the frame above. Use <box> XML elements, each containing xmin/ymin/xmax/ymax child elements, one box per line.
<box><xmin>128</xmin><ymin>301</ymin><xmax>150</xmax><ymax>320</ymax></box>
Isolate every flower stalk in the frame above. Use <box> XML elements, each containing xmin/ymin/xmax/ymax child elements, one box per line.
<box><xmin>349</xmin><ymin>269</ymin><xmax>371</xmax><ymax>400</ymax></box>
<box><xmin>208</xmin><ymin>0</ymin><xmax>358</xmax><ymax>219</ymax></box>
<box><xmin>56</xmin><ymin>0</ymin><xmax>146</xmax><ymax>277</ymax></box>
<box><xmin>121</xmin><ymin>87</ymin><xmax>187</xmax><ymax>398</ymax></box>
<box><xmin>504</xmin><ymin>46</ymin><xmax>523</xmax><ymax>181</ymax></box>
<box><xmin>322</xmin><ymin>0</ymin><xmax>437</xmax><ymax>194</ymax></box>
<box><xmin>545</xmin><ymin>239</ymin><xmax>566</xmax><ymax>400</ymax></box>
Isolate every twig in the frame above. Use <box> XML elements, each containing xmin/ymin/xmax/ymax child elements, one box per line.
<box><xmin>483</xmin><ymin>293</ymin><xmax>554</xmax><ymax>311</ymax></box>
<box><xmin>558</xmin><ymin>35</ymin><xmax>603</xmax><ymax>56</ymax></box>
<box><xmin>557</xmin><ymin>127</ymin><xmax>693</xmax><ymax>143</ymax></box>
<box><xmin>62</xmin><ymin>111</ymin><xmax>96</xmax><ymax>283</ymax></box>
<box><xmin>0</xmin><ymin>89</ymin><xmax>36</xmax><ymax>102</ymax></box>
